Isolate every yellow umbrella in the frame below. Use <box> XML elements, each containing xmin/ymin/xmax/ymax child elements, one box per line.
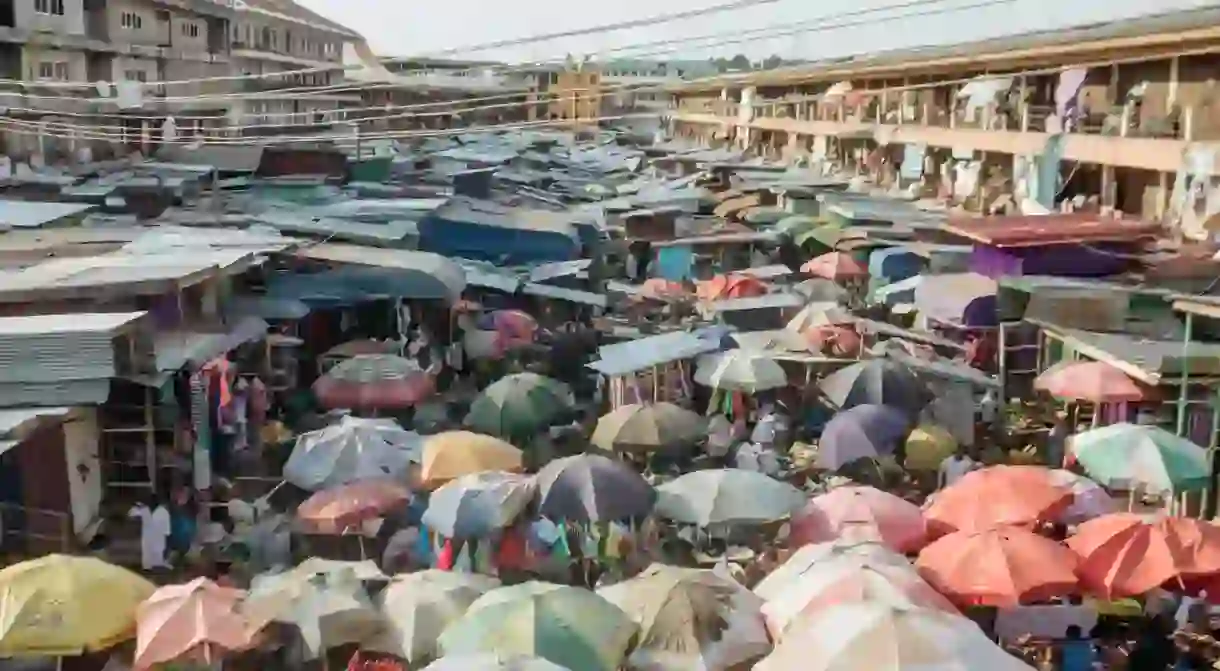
<box><xmin>904</xmin><ymin>425</ymin><xmax>957</xmax><ymax>471</ymax></box>
<box><xmin>420</xmin><ymin>431</ymin><xmax>524</xmax><ymax>489</ymax></box>
<box><xmin>0</xmin><ymin>554</ymin><xmax>156</xmax><ymax>657</ymax></box>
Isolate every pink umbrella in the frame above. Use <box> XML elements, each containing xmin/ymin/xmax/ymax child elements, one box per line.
<box><xmin>791</xmin><ymin>485</ymin><xmax>928</xmax><ymax>553</ymax></box>
<box><xmin>313</xmin><ymin>354</ymin><xmax>435</xmax><ymax>410</ymax></box>
<box><xmin>297</xmin><ymin>479</ymin><xmax>411</xmax><ymax>534</ymax></box>
<box><xmin>477</xmin><ymin>310</ymin><xmax>539</xmax><ymax>349</ymax></box>
<box><xmin>800</xmin><ymin>252</ymin><xmax>868</xmax><ymax>281</ymax></box>
<box><xmin>1034</xmin><ymin>361</ymin><xmax>1155</xmax><ymax>403</ymax></box>
<box><xmin>134</xmin><ymin>578</ymin><xmax>257</xmax><ymax>670</ymax></box>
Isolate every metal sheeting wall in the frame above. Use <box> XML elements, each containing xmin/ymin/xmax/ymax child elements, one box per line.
<box><xmin>0</xmin><ymin>331</ymin><xmax>118</xmax><ymax>384</ymax></box>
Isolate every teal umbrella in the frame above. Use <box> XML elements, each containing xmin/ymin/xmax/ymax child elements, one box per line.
<box><xmin>439</xmin><ymin>582</ymin><xmax>637</xmax><ymax>671</ymax></box>
<box><xmin>1070</xmin><ymin>423</ymin><xmax>1210</xmax><ymax>494</ymax></box>
<box><xmin>464</xmin><ymin>373</ymin><xmax>573</xmax><ymax>440</ymax></box>
<box><xmin>774</xmin><ymin>215</ymin><xmax>821</xmax><ymax>237</ymax></box>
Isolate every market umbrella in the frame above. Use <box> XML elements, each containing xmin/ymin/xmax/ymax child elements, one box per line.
<box><xmin>803</xmin><ymin>324</ymin><xmax>864</xmax><ymax>358</ymax></box>
<box><xmin>817</xmin><ymin>359</ymin><xmax>928</xmax><ymax>417</ymax></box>
<box><xmin>133</xmin><ymin>578</ymin><xmax>256</xmax><ymax>670</ymax></box>
<box><xmin>476</xmin><ymin>310</ymin><xmax>540</xmax><ymax>347</ymax></box>
<box><xmin>261</xmin><ymin>558</ymin><xmax>387</xmax><ymax>586</ymax></box>
<box><xmin>755</xmin><ymin>603</ymin><xmax>1036</xmax><ymax>671</ymax></box>
<box><xmin>913</xmin><ymin>272</ymin><xmax>998</xmax><ymax>327</ymax></box>
<box><xmin>423</xmin><ymin>655</ymin><xmax>571</xmax><ymax>671</ymax></box>
<box><xmin>243</xmin><ymin>569</ymin><xmax>382</xmax><ymax>660</ymax></box>
<box><xmin>314</xmin><ymin>354</ymin><xmax>435</xmax><ymax>410</ymax></box>
<box><xmin>1069</xmin><ymin>423</ymin><xmax>1211</xmax><ymax>494</ymax></box>
<box><xmin>801</xmin><ymin>252</ymin><xmax>868</xmax><ymax>281</ymax></box>
<box><xmin>284</xmin><ymin>415</ymin><xmax>424</xmax><ymax>491</ymax></box>
<box><xmin>1067</xmin><ymin>513</ymin><xmax>1220</xmax><ymax>599</ymax></box>
<box><xmin>638</xmin><ymin>278</ymin><xmax>690</xmax><ymax>301</ymax></box>
<box><xmin>420</xmin><ymin>432</ymin><xmax>524</xmax><ymax>489</ymax></box>
<box><xmin>534</xmin><ymin>454</ymin><xmax>656</xmax><ymax>523</ymax></box>
<box><xmin>590</xmin><ymin>403</ymin><xmax>705</xmax><ymax>454</ymax></box>
<box><xmin>774</xmin><ymin>215</ymin><xmax>821</xmax><ymax>238</ymax></box>
<box><xmin>902</xmin><ymin>424</ymin><xmax>957</xmax><ymax>471</ymax></box>
<box><xmin>795</xmin><ymin>225</ymin><xmax>865</xmax><ymax>254</ymax></box>
<box><xmin>366</xmin><ymin>570</ymin><xmax>501</xmax><ymax>664</ymax></box>
<box><xmin>792</xmin><ymin>278</ymin><xmax>848</xmax><ymax>303</ymax></box>
<box><xmin>1034</xmin><ymin>361</ymin><xmax>1155</xmax><ymax>403</ymax></box>
<box><xmin>753</xmin><ymin>541</ymin><xmax>913</xmax><ymax>606</ymax></box>
<box><xmin>422</xmin><ymin>471</ymin><xmax>535</xmax><ymax>539</ymax></box>
<box><xmin>655</xmin><ymin>469</ymin><xmax>805</xmax><ymax>527</ymax></box>
<box><xmin>759</xmin><ymin>559</ymin><xmax>955</xmax><ymax>641</ymax></box>
<box><xmin>785</xmin><ymin>301</ymin><xmax>854</xmax><ymax>333</ymax></box>
<box><xmin>0</xmin><ymin>554</ymin><xmax>156</xmax><ymax>657</ymax></box>
<box><xmin>694</xmin><ymin>350</ymin><xmax>788</xmax><ymax>393</ymax></box>
<box><xmin>598</xmin><ymin>564</ymin><xmax>772</xmax><ymax>671</ymax></box>
<box><xmin>924</xmin><ymin>465</ymin><xmax>1072</xmax><ymax>536</ymax></box>
<box><xmin>816</xmin><ymin>405</ymin><xmax>913</xmax><ymax>470</ymax></box>
<box><xmin>1048</xmin><ymin>469</ymin><xmax>1119</xmax><ymax>523</ymax></box>
<box><xmin>791</xmin><ymin>485</ymin><xmax>928</xmax><ymax>552</ymax></box>
<box><xmin>296</xmin><ymin>479</ymin><xmax>411</xmax><ymax>535</ymax></box>
<box><xmin>696</xmin><ymin>274</ymin><xmax>768</xmax><ymax>302</ymax></box>
<box><xmin>438</xmin><ymin>582</ymin><xmax>637</xmax><ymax>671</ymax></box>
<box><xmin>465</xmin><ymin>373</ymin><xmax>574</xmax><ymax>439</ymax></box>
<box><xmin>916</xmin><ymin>528</ymin><xmax>1080</xmax><ymax>608</ymax></box>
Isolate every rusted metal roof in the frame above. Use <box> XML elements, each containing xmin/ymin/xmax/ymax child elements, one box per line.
<box><xmin>940</xmin><ymin>214</ymin><xmax>1160</xmax><ymax>248</ymax></box>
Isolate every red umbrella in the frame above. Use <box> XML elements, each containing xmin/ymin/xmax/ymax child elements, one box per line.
<box><xmin>1034</xmin><ymin>361</ymin><xmax>1155</xmax><ymax>403</ymax></box>
<box><xmin>792</xmin><ymin>485</ymin><xmax>928</xmax><ymax>553</ymax></box>
<box><xmin>297</xmin><ymin>479</ymin><xmax>411</xmax><ymax>534</ymax></box>
<box><xmin>696</xmin><ymin>274</ymin><xmax>767</xmax><ymax>301</ymax></box>
<box><xmin>917</xmin><ymin>528</ymin><xmax>1079</xmax><ymax>608</ymax></box>
<box><xmin>801</xmin><ymin>252</ymin><xmax>868</xmax><ymax>281</ymax></box>
<box><xmin>1067</xmin><ymin>513</ymin><xmax>1220</xmax><ymax>599</ymax></box>
<box><xmin>313</xmin><ymin>354</ymin><xmax>435</xmax><ymax>410</ymax></box>
<box><xmin>924</xmin><ymin>465</ymin><xmax>1072</xmax><ymax>536</ymax></box>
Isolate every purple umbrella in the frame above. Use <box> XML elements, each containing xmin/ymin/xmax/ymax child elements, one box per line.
<box><xmin>817</xmin><ymin>404</ymin><xmax>912</xmax><ymax>470</ymax></box>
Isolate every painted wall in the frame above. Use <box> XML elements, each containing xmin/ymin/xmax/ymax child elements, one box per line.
<box><xmin>63</xmin><ymin>408</ymin><xmax>101</xmax><ymax>540</ymax></box>
<box><xmin>15</xmin><ymin>0</ymin><xmax>85</xmax><ymax>36</ymax></box>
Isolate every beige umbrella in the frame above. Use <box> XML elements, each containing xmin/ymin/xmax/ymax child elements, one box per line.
<box><xmin>753</xmin><ymin>541</ymin><xmax>913</xmax><ymax>603</ymax></box>
<box><xmin>366</xmin><ymin>570</ymin><xmax>500</xmax><ymax>665</ymax></box>
<box><xmin>421</xmin><ymin>431</ymin><xmax>524</xmax><ymax>489</ymax></box>
<box><xmin>591</xmin><ymin>403</ymin><xmax>705</xmax><ymax>454</ymax></box>
<box><xmin>242</xmin><ymin>568</ymin><xmax>382</xmax><ymax>659</ymax></box>
<box><xmin>785</xmin><ymin>302</ymin><xmax>854</xmax><ymax>333</ymax></box>
<box><xmin>261</xmin><ymin>558</ymin><xmax>386</xmax><ymax>586</ymax></box>
<box><xmin>598</xmin><ymin>565</ymin><xmax>772</xmax><ymax>671</ymax></box>
<box><xmin>694</xmin><ymin>351</ymin><xmax>788</xmax><ymax>393</ymax></box>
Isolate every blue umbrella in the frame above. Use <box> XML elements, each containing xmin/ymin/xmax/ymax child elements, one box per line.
<box><xmin>817</xmin><ymin>404</ymin><xmax>912</xmax><ymax>470</ymax></box>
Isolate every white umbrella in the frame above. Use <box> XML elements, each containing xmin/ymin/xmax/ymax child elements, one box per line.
<box><xmin>283</xmin><ymin>415</ymin><xmax>424</xmax><ymax>491</ymax></box>
<box><xmin>655</xmin><ymin>469</ymin><xmax>805</xmax><ymax>527</ymax></box>
<box><xmin>786</xmin><ymin>301</ymin><xmax>853</xmax><ymax>333</ymax></box>
<box><xmin>423</xmin><ymin>655</ymin><xmax>572</xmax><ymax>671</ymax></box>
<box><xmin>367</xmin><ymin>570</ymin><xmax>501</xmax><ymax>664</ymax></box>
<box><xmin>242</xmin><ymin>568</ymin><xmax>383</xmax><ymax>659</ymax></box>
<box><xmin>756</xmin><ymin>603</ymin><xmax>1035</xmax><ymax>671</ymax></box>
<box><xmin>694</xmin><ymin>351</ymin><xmax>788</xmax><ymax>393</ymax></box>
<box><xmin>753</xmin><ymin>541</ymin><xmax>912</xmax><ymax>602</ymax></box>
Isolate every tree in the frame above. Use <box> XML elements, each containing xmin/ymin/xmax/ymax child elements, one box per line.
<box><xmin>728</xmin><ymin>54</ymin><xmax>751</xmax><ymax>71</ymax></box>
<box><xmin>761</xmin><ymin>55</ymin><xmax>784</xmax><ymax>70</ymax></box>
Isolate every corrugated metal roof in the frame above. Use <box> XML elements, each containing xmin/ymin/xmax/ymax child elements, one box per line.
<box><xmin>0</xmin><ymin>312</ymin><xmax>145</xmax><ymax>335</ymax></box>
<box><xmin>521</xmin><ymin>282</ymin><xmax>607</xmax><ymax>307</ymax></box>
<box><xmin>0</xmin><ymin>380</ymin><xmax>110</xmax><ymax>408</ymax></box>
<box><xmin>941</xmin><ymin>214</ymin><xmax>1160</xmax><ymax>248</ymax></box>
<box><xmin>298</xmin><ymin>243</ymin><xmax>466</xmax><ymax>300</ymax></box>
<box><xmin>154</xmin><ymin>317</ymin><xmax>270</xmax><ymax>371</ymax></box>
<box><xmin>707</xmin><ymin>293</ymin><xmax>805</xmax><ymax>312</ymax></box>
<box><xmin>0</xmin><ymin>406</ymin><xmax>73</xmax><ymax>437</ymax></box>
<box><xmin>0</xmin><ymin>200</ymin><xmax>94</xmax><ymax>229</ymax></box>
<box><xmin>0</xmin><ymin>312</ymin><xmax>145</xmax><ymax>385</ymax></box>
<box><xmin>589</xmin><ymin>330</ymin><xmax>724</xmax><ymax>376</ymax></box>
<box><xmin>0</xmin><ymin>250</ymin><xmax>252</xmax><ymax>302</ymax></box>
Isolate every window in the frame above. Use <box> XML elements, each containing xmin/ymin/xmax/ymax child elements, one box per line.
<box><xmin>54</xmin><ymin>62</ymin><xmax>68</xmax><ymax>80</ymax></box>
<box><xmin>37</xmin><ymin>61</ymin><xmax>68</xmax><ymax>80</ymax></box>
<box><xmin>121</xmin><ymin>12</ymin><xmax>143</xmax><ymax>29</ymax></box>
<box><xmin>35</xmin><ymin>0</ymin><xmax>64</xmax><ymax>15</ymax></box>
<box><xmin>180</xmin><ymin>22</ymin><xmax>199</xmax><ymax>37</ymax></box>
<box><xmin>125</xmin><ymin>69</ymin><xmax>147</xmax><ymax>82</ymax></box>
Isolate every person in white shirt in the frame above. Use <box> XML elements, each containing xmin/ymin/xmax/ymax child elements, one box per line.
<box><xmin>734</xmin><ymin>441</ymin><xmax>761</xmax><ymax>472</ymax></box>
<box><xmin>938</xmin><ymin>447</ymin><xmax>977</xmax><ymax>489</ymax></box>
<box><xmin>129</xmin><ymin>496</ymin><xmax>172</xmax><ymax>571</ymax></box>
<box><xmin>978</xmin><ymin>389</ymin><xmax>999</xmax><ymax>426</ymax></box>
<box><xmin>757</xmin><ymin>444</ymin><xmax>781</xmax><ymax>477</ymax></box>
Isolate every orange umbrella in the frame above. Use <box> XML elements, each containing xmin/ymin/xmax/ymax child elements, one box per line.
<box><xmin>134</xmin><ymin>578</ymin><xmax>257</xmax><ymax>670</ymax></box>
<box><xmin>916</xmin><ymin>528</ymin><xmax>1080</xmax><ymax>608</ymax></box>
<box><xmin>801</xmin><ymin>252</ymin><xmax>868</xmax><ymax>281</ymax></box>
<box><xmin>637</xmin><ymin>278</ymin><xmax>688</xmax><ymax>301</ymax></box>
<box><xmin>297</xmin><ymin>479</ymin><xmax>411</xmax><ymax>534</ymax></box>
<box><xmin>924</xmin><ymin>465</ymin><xmax>1072</xmax><ymax>536</ymax></box>
<box><xmin>1034</xmin><ymin>361</ymin><xmax>1155</xmax><ymax>403</ymax></box>
<box><xmin>791</xmin><ymin>485</ymin><xmax>928</xmax><ymax>553</ymax></box>
<box><xmin>696</xmin><ymin>274</ymin><xmax>767</xmax><ymax>301</ymax></box>
<box><xmin>1067</xmin><ymin>513</ymin><xmax>1220</xmax><ymax>599</ymax></box>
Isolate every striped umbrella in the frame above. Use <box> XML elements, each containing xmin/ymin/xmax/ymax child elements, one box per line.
<box><xmin>314</xmin><ymin>354</ymin><xmax>434</xmax><ymax>410</ymax></box>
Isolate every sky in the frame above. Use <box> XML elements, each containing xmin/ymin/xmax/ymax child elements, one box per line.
<box><xmin>299</xmin><ymin>0</ymin><xmax>1219</xmax><ymax>64</ymax></box>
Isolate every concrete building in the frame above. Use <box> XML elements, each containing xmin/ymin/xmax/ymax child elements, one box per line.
<box><xmin>667</xmin><ymin>6</ymin><xmax>1220</xmax><ymax>235</ymax></box>
<box><xmin>358</xmin><ymin>56</ymin><xmax>535</xmax><ymax>131</ymax></box>
<box><xmin>599</xmin><ymin>58</ymin><xmax>716</xmax><ymax>111</ymax></box>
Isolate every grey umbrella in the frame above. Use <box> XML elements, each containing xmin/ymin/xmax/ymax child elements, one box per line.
<box><xmin>818</xmin><ymin>359</ymin><xmax>929</xmax><ymax>417</ymax></box>
<box><xmin>534</xmin><ymin>454</ymin><xmax>656</xmax><ymax>523</ymax></box>
<box><xmin>423</xmin><ymin>471</ymin><xmax>536</xmax><ymax>539</ymax></box>
<box><xmin>655</xmin><ymin>469</ymin><xmax>805</xmax><ymax>527</ymax></box>
<box><xmin>817</xmin><ymin>404</ymin><xmax>913</xmax><ymax>470</ymax></box>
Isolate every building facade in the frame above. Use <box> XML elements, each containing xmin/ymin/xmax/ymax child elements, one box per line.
<box><xmin>667</xmin><ymin>6</ymin><xmax>1220</xmax><ymax>235</ymax></box>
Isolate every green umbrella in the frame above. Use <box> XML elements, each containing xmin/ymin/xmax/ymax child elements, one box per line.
<box><xmin>439</xmin><ymin>582</ymin><xmax>637</xmax><ymax>671</ymax></box>
<box><xmin>1070</xmin><ymin>422</ymin><xmax>1210</xmax><ymax>494</ymax></box>
<box><xmin>465</xmin><ymin>373</ymin><xmax>573</xmax><ymax>440</ymax></box>
<box><xmin>774</xmin><ymin>215</ymin><xmax>822</xmax><ymax>238</ymax></box>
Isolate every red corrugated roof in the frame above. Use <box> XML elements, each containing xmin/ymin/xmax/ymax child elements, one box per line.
<box><xmin>941</xmin><ymin>214</ymin><xmax>1161</xmax><ymax>248</ymax></box>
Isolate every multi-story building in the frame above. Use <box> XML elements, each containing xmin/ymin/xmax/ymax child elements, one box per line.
<box><xmin>667</xmin><ymin>6</ymin><xmax>1220</xmax><ymax>234</ymax></box>
<box><xmin>357</xmin><ymin>56</ymin><xmax>535</xmax><ymax>132</ymax></box>
<box><xmin>599</xmin><ymin>58</ymin><xmax>716</xmax><ymax>112</ymax></box>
